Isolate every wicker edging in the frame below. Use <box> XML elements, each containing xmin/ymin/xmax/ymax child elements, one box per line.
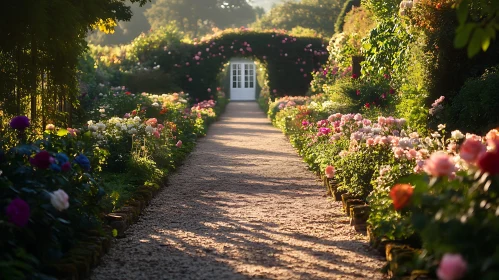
<box><xmin>42</xmin><ymin>181</ymin><xmax>162</xmax><ymax>279</ymax></box>
<box><xmin>318</xmin><ymin>172</ymin><xmax>431</xmax><ymax>279</ymax></box>
<box><xmin>43</xmin><ymin>112</ymin><xmax>225</xmax><ymax>279</ymax></box>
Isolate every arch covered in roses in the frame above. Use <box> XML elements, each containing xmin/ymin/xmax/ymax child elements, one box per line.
<box><xmin>154</xmin><ymin>28</ymin><xmax>329</xmax><ymax>100</ymax></box>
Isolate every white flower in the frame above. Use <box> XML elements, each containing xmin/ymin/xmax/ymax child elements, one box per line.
<box><xmin>438</xmin><ymin>124</ymin><xmax>446</xmax><ymax>131</ymax></box>
<box><xmin>88</xmin><ymin>125</ymin><xmax>98</xmax><ymax>132</ymax></box>
<box><xmin>50</xmin><ymin>189</ymin><xmax>69</xmax><ymax>211</ymax></box>
<box><xmin>145</xmin><ymin>125</ymin><xmax>154</xmax><ymax>134</ymax></box>
<box><xmin>96</xmin><ymin>123</ymin><xmax>106</xmax><ymax>130</ymax></box>
<box><xmin>99</xmin><ymin>108</ymin><xmax>105</xmax><ymax>113</ymax></box>
<box><xmin>128</xmin><ymin>128</ymin><xmax>138</xmax><ymax>134</ymax></box>
<box><xmin>152</xmin><ymin>102</ymin><xmax>160</xmax><ymax>107</ymax></box>
<box><xmin>451</xmin><ymin>130</ymin><xmax>464</xmax><ymax>139</ymax></box>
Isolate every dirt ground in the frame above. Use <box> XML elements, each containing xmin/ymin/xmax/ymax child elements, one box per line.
<box><xmin>90</xmin><ymin>102</ymin><xmax>385</xmax><ymax>280</ymax></box>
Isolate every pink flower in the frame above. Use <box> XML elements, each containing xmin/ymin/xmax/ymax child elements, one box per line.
<box><xmin>366</xmin><ymin>138</ymin><xmax>375</xmax><ymax>146</ymax></box>
<box><xmin>378</xmin><ymin>116</ymin><xmax>386</xmax><ymax>125</ymax></box>
<box><xmin>405</xmin><ymin>149</ymin><xmax>418</xmax><ymax>160</ymax></box>
<box><xmin>325</xmin><ymin>165</ymin><xmax>335</xmax><ymax>178</ymax></box>
<box><xmin>459</xmin><ymin>139</ymin><xmax>486</xmax><ymax>163</ymax></box>
<box><xmin>423</xmin><ymin>152</ymin><xmax>456</xmax><ymax>177</ymax></box>
<box><xmin>437</xmin><ymin>254</ymin><xmax>467</xmax><ymax>280</ymax></box>
<box><xmin>319</xmin><ymin>127</ymin><xmax>331</xmax><ymax>135</ymax></box>
<box><xmin>153</xmin><ymin>131</ymin><xmax>160</xmax><ymax>139</ymax></box>
<box><xmin>393</xmin><ymin>147</ymin><xmax>405</xmax><ymax>158</ymax></box>
<box><xmin>146</xmin><ymin>118</ymin><xmax>158</xmax><ymax>126</ymax></box>
<box><xmin>176</xmin><ymin>140</ymin><xmax>183</xmax><ymax>148</ymax></box>
<box><xmin>6</xmin><ymin>198</ymin><xmax>30</xmax><ymax>227</ymax></box>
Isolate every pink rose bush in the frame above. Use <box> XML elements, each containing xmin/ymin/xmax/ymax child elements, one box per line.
<box><xmin>269</xmin><ymin>96</ymin><xmax>499</xmax><ymax>278</ymax></box>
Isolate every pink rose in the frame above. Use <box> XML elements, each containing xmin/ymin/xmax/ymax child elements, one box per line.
<box><xmin>393</xmin><ymin>147</ymin><xmax>405</xmax><ymax>159</ymax></box>
<box><xmin>406</xmin><ymin>149</ymin><xmax>418</xmax><ymax>160</ymax></box>
<box><xmin>153</xmin><ymin>131</ymin><xmax>160</xmax><ymax>139</ymax></box>
<box><xmin>437</xmin><ymin>254</ymin><xmax>467</xmax><ymax>280</ymax></box>
<box><xmin>325</xmin><ymin>165</ymin><xmax>335</xmax><ymax>178</ymax></box>
<box><xmin>423</xmin><ymin>152</ymin><xmax>456</xmax><ymax>177</ymax></box>
<box><xmin>366</xmin><ymin>138</ymin><xmax>375</xmax><ymax>146</ymax></box>
<box><xmin>176</xmin><ymin>140</ymin><xmax>182</xmax><ymax>148</ymax></box>
<box><xmin>459</xmin><ymin>139</ymin><xmax>486</xmax><ymax>163</ymax></box>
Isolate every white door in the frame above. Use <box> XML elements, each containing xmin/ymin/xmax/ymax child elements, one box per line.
<box><xmin>230</xmin><ymin>62</ymin><xmax>256</xmax><ymax>100</ymax></box>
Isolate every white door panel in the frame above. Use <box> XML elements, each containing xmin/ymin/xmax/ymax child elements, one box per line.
<box><xmin>230</xmin><ymin>62</ymin><xmax>256</xmax><ymax>101</ymax></box>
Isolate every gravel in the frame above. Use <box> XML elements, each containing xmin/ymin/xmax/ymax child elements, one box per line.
<box><xmin>90</xmin><ymin>102</ymin><xmax>386</xmax><ymax>280</ymax></box>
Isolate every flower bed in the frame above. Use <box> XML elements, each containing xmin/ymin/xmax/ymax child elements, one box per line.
<box><xmin>267</xmin><ymin>95</ymin><xmax>499</xmax><ymax>279</ymax></box>
<box><xmin>0</xmin><ymin>90</ymin><xmax>228</xmax><ymax>279</ymax></box>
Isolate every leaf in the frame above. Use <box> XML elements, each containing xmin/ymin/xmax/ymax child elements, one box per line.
<box><xmin>456</xmin><ymin>1</ymin><xmax>469</xmax><ymax>24</ymax></box>
<box><xmin>454</xmin><ymin>23</ymin><xmax>474</xmax><ymax>49</ymax></box>
<box><xmin>56</xmin><ymin>129</ymin><xmax>68</xmax><ymax>137</ymax></box>
<box><xmin>468</xmin><ymin>28</ymin><xmax>485</xmax><ymax>58</ymax></box>
<box><xmin>57</xmin><ymin>218</ymin><xmax>70</xmax><ymax>224</ymax></box>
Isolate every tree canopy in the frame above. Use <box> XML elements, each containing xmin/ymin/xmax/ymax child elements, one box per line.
<box><xmin>145</xmin><ymin>0</ymin><xmax>260</xmax><ymax>38</ymax></box>
<box><xmin>0</xmin><ymin>0</ymin><xmax>150</xmax><ymax>126</ymax></box>
<box><xmin>251</xmin><ymin>0</ymin><xmax>345</xmax><ymax>37</ymax></box>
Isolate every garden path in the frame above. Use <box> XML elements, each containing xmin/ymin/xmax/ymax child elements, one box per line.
<box><xmin>90</xmin><ymin>102</ymin><xmax>385</xmax><ymax>280</ymax></box>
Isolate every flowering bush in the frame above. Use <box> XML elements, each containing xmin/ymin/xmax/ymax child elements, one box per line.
<box><xmin>0</xmin><ymin>88</ymin><xmax>228</xmax><ymax>278</ymax></box>
<box><xmin>387</xmin><ymin>129</ymin><xmax>499</xmax><ymax>279</ymax></box>
<box><xmin>0</xmin><ymin>119</ymin><xmax>105</xmax><ymax>278</ymax></box>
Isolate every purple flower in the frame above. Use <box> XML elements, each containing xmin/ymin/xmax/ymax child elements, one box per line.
<box><xmin>10</xmin><ymin>116</ymin><xmax>30</xmax><ymax>130</ymax></box>
<box><xmin>30</xmin><ymin>151</ymin><xmax>54</xmax><ymax>169</ymax></box>
<box><xmin>6</xmin><ymin>198</ymin><xmax>30</xmax><ymax>227</ymax></box>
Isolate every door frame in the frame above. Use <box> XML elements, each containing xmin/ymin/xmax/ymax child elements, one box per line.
<box><xmin>229</xmin><ymin>59</ymin><xmax>256</xmax><ymax>101</ymax></box>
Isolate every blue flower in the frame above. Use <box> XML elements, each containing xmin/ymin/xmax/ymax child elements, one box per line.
<box><xmin>74</xmin><ymin>154</ymin><xmax>90</xmax><ymax>171</ymax></box>
<box><xmin>56</xmin><ymin>153</ymin><xmax>69</xmax><ymax>165</ymax></box>
<box><xmin>50</xmin><ymin>163</ymin><xmax>61</xmax><ymax>172</ymax></box>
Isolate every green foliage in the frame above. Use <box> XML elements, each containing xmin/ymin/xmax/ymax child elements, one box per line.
<box><xmin>251</xmin><ymin>0</ymin><xmax>345</xmax><ymax>38</ymax></box>
<box><xmin>454</xmin><ymin>0</ymin><xmax>499</xmax><ymax>58</ymax></box>
<box><xmin>336</xmin><ymin>145</ymin><xmax>393</xmax><ymax>198</ymax></box>
<box><xmin>447</xmin><ymin>68</ymin><xmax>499</xmax><ymax>134</ymax></box>
<box><xmin>145</xmin><ymin>0</ymin><xmax>258</xmax><ymax>38</ymax></box>
<box><xmin>91</xmin><ymin>28</ymin><xmax>328</xmax><ymax>100</ymax></box>
<box><xmin>334</xmin><ymin>0</ymin><xmax>361</xmax><ymax>34</ymax></box>
<box><xmin>401</xmin><ymin>169</ymin><xmax>499</xmax><ymax>279</ymax></box>
<box><xmin>0</xmin><ymin>0</ymin><xmax>151</xmax><ymax>128</ymax></box>
<box><xmin>361</xmin><ymin>18</ymin><xmax>415</xmax><ymax>77</ymax></box>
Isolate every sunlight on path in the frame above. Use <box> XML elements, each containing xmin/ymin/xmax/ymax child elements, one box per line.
<box><xmin>91</xmin><ymin>102</ymin><xmax>385</xmax><ymax>280</ymax></box>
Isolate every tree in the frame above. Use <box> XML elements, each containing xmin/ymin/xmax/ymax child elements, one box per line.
<box><xmin>144</xmin><ymin>0</ymin><xmax>259</xmax><ymax>38</ymax></box>
<box><xmin>251</xmin><ymin>0</ymin><xmax>345</xmax><ymax>37</ymax></box>
<box><xmin>88</xmin><ymin>1</ymin><xmax>154</xmax><ymax>45</ymax></box>
<box><xmin>0</xmin><ymin>0</ymin><xmax>150</xmax><ymax>127</ymax></box>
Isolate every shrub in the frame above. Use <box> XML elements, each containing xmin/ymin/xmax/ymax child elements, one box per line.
<box><xmin>447</xmin><ymin>69</ymin><xmax>499</xmax><ymax>134</ymax></box>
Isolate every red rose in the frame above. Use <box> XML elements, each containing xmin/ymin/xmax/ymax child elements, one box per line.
<box><xmin>477</xmin><ymin>145</ymin><xmax>499</xmax><ymax>175</ymax></box>
<box><xmin>390</xmin><ymin>184</ymin><xmax>414</xmax><ymax>210</ymax></box>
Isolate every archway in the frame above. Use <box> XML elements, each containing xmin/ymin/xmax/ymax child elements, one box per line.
<box><xmin>154</xmin><ymin>28</ymin><xmax>329</xmax><ymax>100</ymax></box>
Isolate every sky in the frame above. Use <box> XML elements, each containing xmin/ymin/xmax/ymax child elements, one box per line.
<box><xmin>250</xmin><ymin>0</ymin><xmax>289</xmax><ymax>11</ymax></box>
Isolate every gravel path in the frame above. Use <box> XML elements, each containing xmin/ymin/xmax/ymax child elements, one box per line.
<box><xmin>91</xmin><ymin>102</ymin><xmax>385</xmax><ymax>280</ymax></box>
